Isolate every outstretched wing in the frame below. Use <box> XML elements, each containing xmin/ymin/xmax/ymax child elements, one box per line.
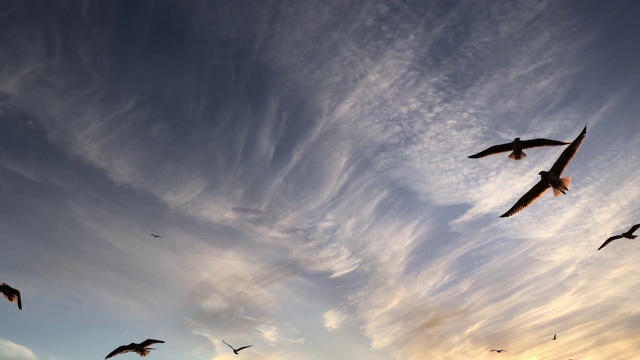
<box><xmin>15</xmin><ymin>289</ymin><xmax>21</xmax><ymax>310</ymax></box>
<box><xmin>549</xmin><ymin>126</ymin><xmax>587</xmax><ymax>176</ymax></box>
<box><xmin>627</xmin><ymin>224</ymin><xmax>640</xmax><ymax>234</ymax></box>
<box><xmin>140</xmin><ymin>339</ymin><xmax>165</xmax><ymax>348</ymax></box>
<box><xmin>468</xmin><ymin>143</ymin><xmax>513</xmax><ymax>158</ymax></box>
<box><xmin>222</xmin><ymin>340</ymin><xmax>235</xmax><ymax>350</ymax></box>
<box><xmin>105</xmin><ymin>345</ymin><xmax>132</xmax><ymax>359</ymax></box>
<box><xmin>597</xmin><ymin>235</ymin><xmax>623</xmax><ymax>251</ymax></box>
<box><xmin>521</xmin><ymin>138</ymin><xmax>570</xmax><ymax>149</ymax></box>
<box><xmin>500</xmin><ymin>180</ymin><xmax>550</xmax><ymax>218</ymax></box>
<box><xmin>236</xmin><ymin>345</ymin><xmax>252</xmax><ymax>352</ymax></box>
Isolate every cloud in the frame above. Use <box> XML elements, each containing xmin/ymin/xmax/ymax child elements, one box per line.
<box><xmin>0</xmin><ymin>340</ymin><xmax>37</xmax><ymax>360</ymax></box>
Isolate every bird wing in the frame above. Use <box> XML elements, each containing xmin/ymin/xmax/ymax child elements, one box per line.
<box><xmin>468</xmin><ymin>143</ymin><xmax>513</xmax><ymax>158</ymax></box>
<box><xmin>500</xmin><ymin>180</ymin><xmax>550</xmax><ymax>218</ymax></box>
<box><xmin>598</xmin><ymin>235</ymin><xmax>623</xmax><ymax>250</ymax></box>
<box><xmin>520</xmin><ymin>138</ymin><xmax>571</xmax><ymax>149</ymax></box>
<box><xmin>140</xmin><ymin>339</ymin><xmax>165</xmax><ymax>348</ymax></box>
<box><xmin>16</xmin><ymin>289</ymin><xmax>21</xmax><ymax>310</ymax></box>
<box><xmin>236</xmin><ymin>345</ymin><xmax>252</xmax><ymax>352</ymax></box>
<box><xmin>549</xmin><ymin>126</ymin><xmax>587</xmax><ymax>176</ymax></box>
<box><xmin>627</xmin><ymin>224</ymin><xmax>640</xmax><ymax>234</ymax></box>
<box><xmin>222</xmin><ymin>340</ymin><xmax>235</xmax><ymax>350</ymax></box>
<box><xmin>105</xmin><ymin>345</ymin><xmax>132</xmax><ymax>359</ymax></box>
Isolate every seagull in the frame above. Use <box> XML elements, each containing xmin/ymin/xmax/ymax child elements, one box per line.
<box><xmin>553</xmin><ymin>334</ymin><xmax>557</xmax><ymax>340</ymax></box>
<box><xmin>222</xmin><ymin>340</ymin><xmax>252</xmax><ymax>355</ymax></box>
<box><xmin>500</xmin><ymin>125</ymin><xmax>587</xmax><ymax>218</ymax></box>
<box><xmin>150</xmin><ymin>234</ymin><xmax>162</xmax><ymax>238</ymax></box>
<box><xmin>105</xmin><ymin>339</ymin><xmax>164</xmax><ymax>358</ymax></box>
<box><xmin>468</xmin><ymin>137</ymin><xmax>570</xmax><ymax>160</ymax></box>
<box><xmin>598</xmin><ymin>224</ymin><xmax>640</xmax><ymax>250</ymax></box>
<box><xmin>0</xmin><ymin>283</ymin><xmax>22</xmax><ymax>310</ymax></box>
<box><xmin>490</xmin><ymin>349</ymin><xmax>507</xmax><ymax>353</ymax></box>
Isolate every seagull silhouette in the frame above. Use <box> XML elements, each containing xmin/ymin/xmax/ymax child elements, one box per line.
<box><xmin>500</xmin><ymin>126</ymin><xmax>587</xmax><ymax>218</ymax></box>
<box><xmin>0</xmin><ymin>283</ymin><xmax>22</xmax><ymax>310</ymax></box>
<box><xmin>105</xmin><ymin>339</ymin><xmax>164</xmax><ymax>358</ymax></box>
<box><xmin>598</xmin><ymin>224</ymin><xmax>640</xmax><ymax>250</ymax></box>
<box><xmin>150</xmin><ymin>234</ymin><xmax>162</xmax><ymax>238</ymax></box>
<box><xmin>223</xmin><ymin>340</ymin><xmax>252</xmax><ymax>355</ymax></box>
<box><xmin>553</xmin><ymin>334</ymin><xmax>557</xmax><ymax>340</ymax></box>
<box><xmin>468</xmin><ymin>137</ymin><xmax>570</xmax><ymax>160</ymax></box>
<box><xmin>490</xmin><ymin>349</ymin><xmax>507</xmax><ymax>353</ymax></box>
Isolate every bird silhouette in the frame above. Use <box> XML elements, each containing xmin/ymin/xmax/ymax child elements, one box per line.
<box><xmin>468</xmin><ymin>137</ymin><xmax>570</xmax><ymax>160</ymax></box>
<box><xmin>500</xmin><ymin>126</ymin><xmax>587</xmax><ymax>218</ymax></box>
<box><xmin>0</xmin><ymin>283</ymin><xmax>22</xmax><ymax>310</ymax></box>
<box><xmin>105</xmin><ymin>339</ymin><xmax>164</xmax><ymax>358</ymax></box>
<box><xmin>553</xmin><ymin>334</ymin><xmax>557</xmax><ymax>340</ymax></box>
<box><xmin>150</xmin><ymin>234</ymin><xmax>162</xmax><ymax>238</ymax></box>
<box><xmin>223</xmin><ymin>340</ymin><xmax>252</xmax><ymax>355</ymax></box>
<box><xmin>490</xmin><ymin>349</ymin><xmax>507</xmax><ymax>353</ymax></box>
<box><xmin>598</xmin><ymin>224</ymin><xmax>640</xmax><ymax>250</ymax></box>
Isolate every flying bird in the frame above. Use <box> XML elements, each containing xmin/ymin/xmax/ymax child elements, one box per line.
<box><xmin>150</xmin><ymin>234</ymin><xmax>162</xmax><ymax>238</ymax></box>
<box><xmin>105</xmin><ymin>339</ymin><xmax>164</xmax><ymax>358</ymax></box>
<box><xmin>597</xmin><ymin>224</ymin><xmax>640</xmax><ymax>250</ymax></box>
<box><xmin>490</xmin><ymin>349</ymin><xmax>507</xmax><ymax>353</ymax></box>
<box><xmin>468</xmin><ymin>137</ymin><xmax>570</xmax><ymax>160</ymax></box>
<box><xmin>222</xmin><ymin>340</ymin><xmax>252</xmax><ymax>355</ymax></box>
<box><xmin>0</xmin><ymin>283</ymin><xmax>22</xmax><ymax>310</ymax></box>
<box><xmin>553</xmin><ymin>334</ymin><xmax>557</xmax><ymax>340</ymax></box>
<box><xmin>500</xmin><ymin>126</ymin><xmax>587</xmax><ymax>218</ymax></box>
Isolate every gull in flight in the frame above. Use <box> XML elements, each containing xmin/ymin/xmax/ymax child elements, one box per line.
<box><xmin>490</xmin><ymin>349</ymin><xmax>507</xmax><ymax>353</ymax></box>
<box><xmin>468</xmin><ymin>137</ymin><xmax>570</xmax><ymax>160</ymax></box>
<box><xmin>0</xmin><ymin>283</ymin><xmax>22</xmax><ymax>310</ymax></box>
<box><xmin>150</xmin><ymin>234</ymin><xmax>162</xmax><ymax>238</ymax></box>
<box><xmin>500</xmin><ymin>126</ymin><xmax>587</xmax><ymax>218</ymax></box>
<box><xmin>223</xmin><ymin>340</ymin><xmax>252</xmax><ymax>355</ymax></box>
<box><xmin>597</xmin><ymin>224</ymin><xmax>640</xmax><ymax>250</ymax></box>
<box><xmin>105</xmin><ymin>339</ymin><xmax>165</xmax><ymax>358</ymax></box>
<box><xmin>553</xmin><ymin>334</ymin><xmax>557</xmax><ymax>340</ymax></box>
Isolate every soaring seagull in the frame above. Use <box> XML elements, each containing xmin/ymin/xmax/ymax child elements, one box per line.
<box><xmin>0</xmin><ymin>283</ymin><xmax>22</xmax><ymax>310</ymax></box>
<box><xmin>222</xmin><ymin>340</ymin><xmax>252</xmax><ymax>355</ymax></box>
<box><xmin>468</xmin><ymin>137</ymin><xmax>570</xmax><ymax>160</ymax></box>
<box><xmin>150</xmin><ymin>234</ymin><xmax>162</xmax><ymax>238</ymax></box>
<box><xmin>597</xmin><ymin>224</ymin><xmax>640</xmax><ymax>250</ymax></box>
<box><xmin>500</xmin><ymin>126</ymin><xmax>587</xmax><ymax>218</ymax></box>
<box><xmin>490</xmin><ymin>349</ymin><xmax>507</xmax><ymax>353</ymax></box>
<box><xmin>105</xmin><ymin>339</ymin><xmax>164</xmax><ymax>358</ymax></box>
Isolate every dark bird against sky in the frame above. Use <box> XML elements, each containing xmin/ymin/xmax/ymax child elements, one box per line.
<box><xmin>490</xmin><ymin>349</ymin><xmax>507</xmax><ymax>353</ymax></box>
<box><xmin>0</xmin><ymin>283</ymin><xmax>22</xmax><ymax>310</ymax></box>
<box><xmin>597</xmin><ymin>224</ymin><xmax>640</xmax><ymax>251</ymax></box>
<box><xmin>105</xmin><ymin>339</ymin><xmax>165</xmax><ymax>358</ymax></box>
<box><xmin>553</xmin><ymin>334</ymin><xmax>557</xmax><ymax>340</ymax></box>
<box><xmin>223</xmin><ymin>340</ymin><xmax>252</xmax><ymax>355</ymax></box>
<box><xmin>468</xmin><ymin>137</ymin><xmax>570</xmax><ymax>160</ymax></box>
<box><xmin>150</xmin><ymin>234</ymin><xmax>162</xmax><ymax>238</ymax></box>
<box><xmin>500</xmin><ymin>126</ymin><xmax>587</xmax><ymax>218</ymax></box>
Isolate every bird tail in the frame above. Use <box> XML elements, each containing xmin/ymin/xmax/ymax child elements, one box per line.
<box><xmin>553</xmin><ymin>176</ymin><xmax>571</xmax><ymax>197</ymax></box>
<box><xmin>508</xmin><ymin>151</ymin><xmax>526</xmax><ymax>160</ymax></box>
<box><xmin>139</xmin><ymin>349</ymin><xmax>152</xmax><ymax>357</ymax></box>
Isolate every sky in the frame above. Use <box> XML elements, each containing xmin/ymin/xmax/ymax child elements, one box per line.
<box><xmin>0</xmin><ymin>0</ymin><xmax>639</xmax><ymax>359</ymax></box>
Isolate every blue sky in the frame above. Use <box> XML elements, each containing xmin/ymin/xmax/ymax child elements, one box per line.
<box><xmin>1</xmin><ymin>0</ymin><xmax>639</xmax><ymax>359</ymax></box>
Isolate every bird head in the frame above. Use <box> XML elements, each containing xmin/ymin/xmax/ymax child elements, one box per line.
<box><xmin>538</xmin><ymin>171</ymin><xmax>547</xmax><ymax>176</ymax></box>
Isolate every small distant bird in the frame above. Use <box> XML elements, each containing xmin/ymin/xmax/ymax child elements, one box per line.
<box><xmin>150</xmin><ymin>234</ymin><xmax>162</xmax><ymax>238</ymax></box>
<box><xmin>597</xmin><ymin>224</ymin><xmax>640</xmax><ymax>250</ymax></box>
<box><xmin>500</xmin><ymin>126</ymin><xmax>587</xmax><ymax>218</ymax></box>
<box><xmin>0</xmin><ymin>283</ymin><xmax>22</xmax><ymax>310</ymax></box>
<box><xmin>553</xmin><ymin>334</ymin><xmax>557</xmax><ymax>340</ymax></box>
<box><xmin>105</xmin><ymin>339</ymin><xmax>164</xmax><ymax>358</ymax></box>
<box><xmin>468</xmin><ymin>137</ymin><xmax>570</xmax><ymax>160</ymax></box>
<box><xmin>490</xmin><ymin>349</ymin><xmax>507</xmax><ymax>353</ymax></box>
<box><xmin>223</xmin><ymin>340</ymin><xmax>252</xmax><ymax>355</ymax></box>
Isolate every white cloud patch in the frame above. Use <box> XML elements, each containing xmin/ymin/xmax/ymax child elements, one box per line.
<box><xmin>0</xmin><ymin>340</ymin><xmax>37</xmax><ymax>360</ymax></box>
